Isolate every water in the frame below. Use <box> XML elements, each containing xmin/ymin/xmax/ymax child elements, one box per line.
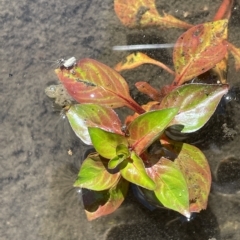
<box><xmin>1</xmin><ymin>0</ymin><xmax>240</xmax><ymax>239</ymax></box>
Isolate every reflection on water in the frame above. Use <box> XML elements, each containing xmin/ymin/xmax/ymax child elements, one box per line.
<box><xmin>105</xmin><ymin>201</ymin><xmax>220</xmax><ymax>240</ymax></box>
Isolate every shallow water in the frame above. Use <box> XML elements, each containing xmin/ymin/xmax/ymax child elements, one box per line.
<box><xmin>1</xmin><ymin>0</ymin><xmax>240</xmax><ymax>239</ymax></box>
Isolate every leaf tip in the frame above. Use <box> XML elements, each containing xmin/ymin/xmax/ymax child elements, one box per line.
<box><xmin>183</xmin><ymin>209</ymin><xmax>192</xmax><ymax>219</ymax></box>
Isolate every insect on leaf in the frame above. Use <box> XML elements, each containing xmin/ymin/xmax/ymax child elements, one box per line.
<box><xmin>55</xmin><ymin>58</ymin><xmax>144</xmax><ymax>113</ymax></box>
<box><xmin>114</xmin><ymin>0</ymin><xmax>192</xmax><ymax>29</ymax></box>
<box><xmin>173</xmin><ymin>19</ymin><xmax>228</xmax><ymax>85</ymax></box>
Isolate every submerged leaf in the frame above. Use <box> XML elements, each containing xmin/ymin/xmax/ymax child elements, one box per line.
<box><xmin>135</xmin><ymin>82</ymin><xmax>161</xmax><ymax>101</ymax></box>
<box><xmin>66</xmin><ymin>104</ymin><xmax>123</xmax><ymax>145</ymax></box>
<box><xmin>114</xmin><ymin>52</ymin><xmax>175</xmax><ymax>75</ymax></box>
<box><xmin>161</xmin><ymin>140</ymin><xmax>211</xmax><ymax>212</ymax></box>
<box><xmin>74</xmin><ymin>153</ymin><xmax>120</xmax><ymax>191</ymax></box>
<box><xmin>127</xmin><ymin>108</ymin><xmax>178</xmax><ymax>155</ymax></box>
<box><xmin>55</xmin><ymin>58</ymin><xmax>144</xmax><ymax>113</ymax></box>
<box><xmin>227</xmin><ymin>41</ymin><xmax>240</xmax><ymax>70</ymax></box>
<box><xmin>88</xmin><ymin>127</ymin><xmax>128</xmax><ymax>159</ymax></box>
<box><xmin>120</xmin><ymin>151</ymin><xmax>156</xmax><ymax>190</ymax></box>
<box><xmin>84</xmin><ymin>178</ymin><xmax>129</xmax><ymax>221</ymax></box>
<box><xmin>160</xmin><ymin>84</ymin><xmax>229</xmax><ymax>133</ymax></box>
<box><xmin>146</xmin><ymin>157</ymin><xmax>190</xmax><ymax>217</ymax></box>
<box><xmin>173</xmin><ymin>20</ymin><xmax>228</xmax><ymax>85</ymax></box>
<box><xmin>114</xmin><ymin>0</ymin><xmax>192</xmax><ymax>29</ymax></box>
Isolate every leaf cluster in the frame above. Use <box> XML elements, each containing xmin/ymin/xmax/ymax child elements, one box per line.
<box><xmin>48</xmin><ymin>0</ymin><xmax>240</xmax><ymax>221</ymax></box>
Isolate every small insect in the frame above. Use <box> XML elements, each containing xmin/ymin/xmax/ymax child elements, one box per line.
<box><xmin>42</xmin><ymin>56</ymin><xmax>77</xmax><ymax>69</ymax></box>
<box><xmin>57</xmin><ymin>56</ymin><xmax>77</xmax><ymax>69</ymax></box>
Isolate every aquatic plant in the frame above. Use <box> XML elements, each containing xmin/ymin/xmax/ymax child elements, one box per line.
<box><xmin>46</xmin><ymin>0</ymin><xmax>240</xmax><ymax>220</ymax></box>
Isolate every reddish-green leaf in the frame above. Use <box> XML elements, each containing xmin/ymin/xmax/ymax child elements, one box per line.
<box><xmin>227</xmin><ymin>41</ymin><xmax>240</xmax><ymax>70</ymax></box>
<box><xmin>114</xmin><ymin>52</ymin><xmax>175</xmax><ymax>75</ymax></box>
<box><xmin>66</xmin><ymin>104</ymin><xmax>123</xmax><ymax>145</ymax></box>
<box><xmin>160</xmin><ymin>84</ymin><xmax>229</xmax><ymax>133</ymax></box>
<box><xmin>173</xmin><ymin>20</ymin><xmax>228</xmax><ymax>85</ymax></box>
<box><xmin>74</xmin><ymin>153</ymin><xmax>120</xmax><ymax>191</ymax></box>
<box><xmin>114</xmin><ymin>0</ymin><xmax>192</xmax><ymax>29</ymax></box>
<box><xmin>120</xmin><ymin>151</ymin><xmax>156</xmax><ymax>190</ymax></box>
<box><xmin>55</xmin><ymin>58</ymin><xmax>144</xmax><ymax>113</ymax></box>
<box><xmin>146</xmin><ymin>157</ymin><xmax>190</xmax><ymax>217</ymax></box>
<box><xmin>127</xmin><ymin>108</ymin><xmax>178</xmax><ymax>155</ymax></box>
<box><xmin>84</xmin><ymin>178</ymin><xmax>129</xmax><ymax>221</ymax></box>
<box><xmin>162</xmin><ymin>141</ymin><xmax>211</xmax><ymax>212</ymax></box>
<box><xmin>88</xmin><ymin>127</ymin><xmax>128</xmax><ymax>159</ymax></box>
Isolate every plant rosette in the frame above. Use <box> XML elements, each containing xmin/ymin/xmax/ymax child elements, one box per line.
<box><xmin>61</xmin><ymin>72</ymin><xmax>227</xmax><ymax>220</ymax></box>
<box><xmin>49</xmin><ymin>1</ymin><xmax>233</xmax><ymax>220</ymax></box>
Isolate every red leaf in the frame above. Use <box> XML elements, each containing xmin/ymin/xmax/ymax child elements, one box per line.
<box><xmin>55</xmin><ymin>58</ymin><xmax>144</xmax><ymax>113</ymax></box>
<box><xmin>114</xmin><ymin>52</ymin><xmax>175</xmax><ymax>75</ymax></box>
<box><xmin>173</xmin><ymin>20</ymin><xmax>228</xmax><ymax>85</ymax></box>
<box><xmin>114</xmin><ymin>0</ymin><xmax>192</xmax><ymax>29</ymax></box>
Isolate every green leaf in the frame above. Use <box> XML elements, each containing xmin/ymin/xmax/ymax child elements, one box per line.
<box><xmin>160</xmin><ymin>84</ymin><xmax>229</xmax><ymax>132</ymax></box>
<box><xmin>108</xmin><ymin>144</ymin><xmax>130</xmax><ymax>169</ymax></box>
<box><xmin>55</xmin><ymin>58</ymin><xmax>144</xmax><ymax>113</ymax></box>
<box><xmin>127</xmin><ymin>108</ymin><xmax>178</xmax><ymax>155</ymax></box>
<box><xmin>146</xmin><ymin>157</ymin><xmax>190</xmax><ymax>217</ymax></box>
<box><xmin>108</xmin><ymin>155</ymin><xmax>126</xmax><ymax>170</ymax></box>
<box><xmin>116</xmin><ymin>143</ymin><xmax>130</xmax><ymax>156</ymax></box>
<box><xmin>162</xmin><ymin>141</ymin><xmax>211</xmax><ymax>212</ymax></box>
<box><xmin>173</xmin><ymin>19</ymin><xmax>228</xmax><ymax>85</ymax></box>
<box><xmin>120</xmin><ymin>151</ymin><xmax>156</xmax><ymax>190</ymax></box>
<box><xmin>66</xmin><ymin>104</ymin><xmax>123</xmax><ymax>145</ymax></box>
<box><xmin>74</xmin><ymin>153</ymin><xmax>120</xmax><ymax>191</ymax></box>
<box><xmin>83</xmin><ymin>178</ymin><xmax>129</xmax><ymax>221</ymax></box>
<box><xmin>88</xmin><ymin>127</ymin><xmax>128</xmax><ymax>159</ymax></box>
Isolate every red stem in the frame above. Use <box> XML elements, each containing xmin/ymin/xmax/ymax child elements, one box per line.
<box><xmin>213</xmin><ymin>0</ymin><xmax>234</xmax><ymax>21</ymax></box>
